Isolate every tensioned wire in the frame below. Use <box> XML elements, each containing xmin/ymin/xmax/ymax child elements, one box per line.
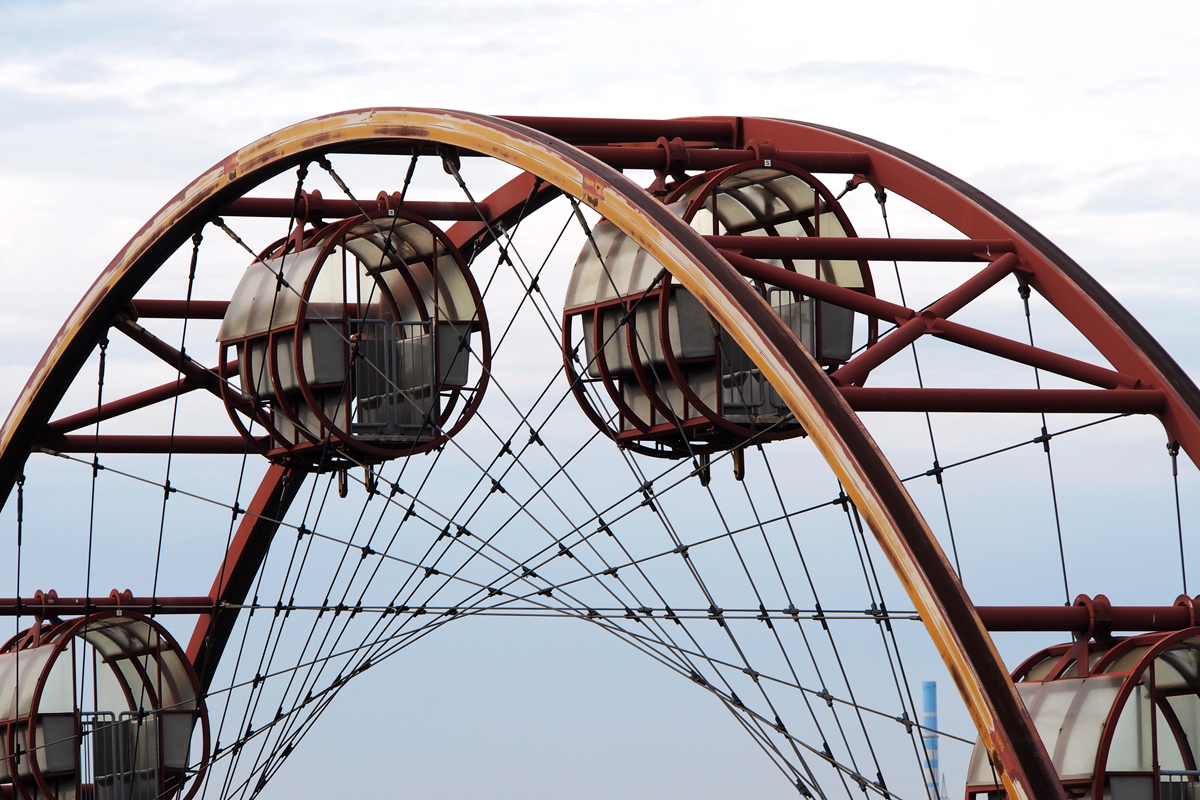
<box><xmin>198</xmin><ymin>169</ymin><xmax>648</xmax><ymax>796</ymax></box>
<box><xmin>38</xmin><ymin>405</ymin><xmax>1122</xmax><ymax>676</ymax></box>
<box><xmin>560</xmin><ymin>196</ymin><xmax>843</xmax><ymax>792</ymax></box>
<box><xmin>21</xmin><ymin>183</ymin><xmax>796</xmax><ymax>800</ymax></box>
<box><xmin>208</xmin><ymin>172</ymin><xmax>854</xmax><ymax>796</ymax></box>
<box><xmin>417</xmin><ymin>181</ymin><xmax>940</xmax><ymax>796</ymax></box>
<box><xmin>858</xmin><ymin>190</ymin><xmax>960</xmax><ymax>800</ymax></box>
<box><xmin>209</xmin><ymin>158</ymin><xmax>465</xmax><ymax>793</ymax></box>
<box><xmin>42</xmin><ymin>331</ymin><xmax>1113</xmax><ymax>800</ymax></box>
<box><xmin>234</xmin><ymin>203</ymin><xmax>768</xmax><ymax>786</ymax></box>
<box><xmin>41</xmin><ymin>391</ymin><xmax>1102</xmax><ymax>800</ymax></box>
<box><xmin>203</xmin><ymin>164</ymin><xmax>355</xmax><ymax>800</ymax></box>
<box><xmin>702</xmin><ymin>181</ymin><xmax>924</xmax><ymax>794</ymax></box>
<box><xmin>873</xmin><ymin>187</ymin><xmax>962</xmax><ymax>586</ymax></box>
<box><xmin>40</xmin><ymin>157</ymin><xmax>1144</xmax><ymax>800</ymax></box>
<box><xmin>561</xmin><ymin>183</ymin><xmax>933</xmax><ymax>795</ymax></box>
<box><xmin>563</xmin><ymin>228</ymin><xmax>843</xmax><ymax>793</ymax></box>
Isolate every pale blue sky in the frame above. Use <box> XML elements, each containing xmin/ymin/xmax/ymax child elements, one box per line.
<box><xmin>1</xmin><ymin>2</ymin><xmax>1198</xmax><ymax>799</ymax></box>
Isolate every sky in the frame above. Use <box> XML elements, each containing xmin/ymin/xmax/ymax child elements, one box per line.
<box><xmin>1</xmin><ymin>2</ymin><xmax>1199</xmax><ymax>799</ymax></box>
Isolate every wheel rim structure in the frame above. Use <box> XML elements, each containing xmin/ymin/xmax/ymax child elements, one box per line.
<box><xmin>0</xmin><ymin>109</ymin><xmax>1196</xmax><ymax>800</ymax></box>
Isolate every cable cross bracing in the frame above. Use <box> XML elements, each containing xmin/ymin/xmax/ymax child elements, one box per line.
<box><xmin>11</xmin><ymin>117</ymin><xmax>1190</xmax><ymax>800</ymax></box>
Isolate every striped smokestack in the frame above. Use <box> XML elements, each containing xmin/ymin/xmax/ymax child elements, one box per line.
<box><xmin>923</xmin><ymin>681</ymin><xmax>939</xmax><ymax>800</ymax></box>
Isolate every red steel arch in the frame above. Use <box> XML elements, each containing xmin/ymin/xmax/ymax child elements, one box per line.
<box><xmin>3</xmin><ymin>110</ymin><xmax>1198</xmax><ymax>800</ymax></box>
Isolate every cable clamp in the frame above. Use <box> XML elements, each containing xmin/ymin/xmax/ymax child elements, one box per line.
<box><xmin>812</xmin><ymin>602</ymin><xmax>828</xmax><ymax>630</ymax></box>
<box><xmin>757</xmin><ymin>604</ymin><xmax>774</xmax><ymax>629</ymax></box>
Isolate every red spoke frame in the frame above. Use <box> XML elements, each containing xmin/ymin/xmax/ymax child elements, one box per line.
<box><xmin>2</xmin><ymin>111</ymin><xmax>1198</xmax><ymax>800</ymax></box>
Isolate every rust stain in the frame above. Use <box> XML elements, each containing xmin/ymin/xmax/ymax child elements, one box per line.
<box><xmin>240</xmin><ymin>149</ymin><xmax>283</xmax><ymax>173</ymax></box>
<box><xmin>218</xmin><ymin>153</ymin><xmax>238</xmax><ymax>181</ymax></box>
<box><xmin>372</xmin><ymin>124</ymin><xmax>429</xmax><ymax>139</ymax></box>
<box><xmin>582</xmin><ymin>173</ymin><xmax>605</xmax><ymax>210</ymax></box>
<box><xmin>299</xmin><ymin>132</ymin><xmax>339</xmax><ymax>148</ymax></box>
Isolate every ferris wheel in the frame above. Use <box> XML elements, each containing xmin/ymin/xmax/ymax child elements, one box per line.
<box><xmin>0</xmin><ymin>110</ymin><xmax>1196</xmax><ymax>800</ymax></box>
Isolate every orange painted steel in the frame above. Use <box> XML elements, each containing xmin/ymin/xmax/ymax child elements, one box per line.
<box><xmin>6</xmin><ymin>110</ymin><xmax>1199</xmax><ymax>800</ymax></box>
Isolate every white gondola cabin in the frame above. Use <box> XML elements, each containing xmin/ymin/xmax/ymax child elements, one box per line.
<box><xmin>0</xmin><ymin>611</ymin><xmax>207</xmax><ymax>800</ymax></box>
<box><xmin>968</xmin><ymin>625</ymin><xmax>1200</xmax><ymax>800</ymax></box>
<box><xmin>217</xmin><ymin>210</ymin><xmax>489</xmax><ymax>465</ymax></box>
<box><xmin>562</xmin><ymin>162</ymin><xmax>875</xmax><ymax>457</ymax></box>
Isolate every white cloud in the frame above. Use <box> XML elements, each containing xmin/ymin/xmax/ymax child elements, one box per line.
<box><xmin>1</xmin><ymin>2</ymin><xmax>1200</xmax><ymax>799</ymax></box>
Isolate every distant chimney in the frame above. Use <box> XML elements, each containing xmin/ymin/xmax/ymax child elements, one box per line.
<box><xmin>923</xmin><ymin>681</ymin><xmax>940</xmax><ymax>800</ymax></box>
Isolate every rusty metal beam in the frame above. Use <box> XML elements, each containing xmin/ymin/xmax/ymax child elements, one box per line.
<box><xmin>130</xmin><ymin>299</ymin><xmax>230</xmax><ymax>319</ymax></box>
<box><xmin>727</xmin><ymin>240</ymin><xmax>1140</xmax><ymax>394</ymax></box>
<box><xmin>47</xmin><ymin>376</ymin><xmax>199</xmax><ymax>435</ymax></box>
<box><xmin>115</xmin><ymin>318</ymin><xmax>259</xmax><ymax>417</ymax></box>
<box><xmin>9</xmin><ymin>111</ymin><xmax>1156</xmax><ymax>800</ymax></box>
<box><xmin>37</xmin><ymin>434</ymin><xmax>257</xmax><ymax>453</ymax></box>
<box><xmin>445</xmin><ymin>171</ymin><xmax>562</xmax><ymax>262</ymax></box>
<box><xmin>502</xmin><ymin>116</ymin><xmax>737</xmax><ymax>145</ymax></box>
<box><xmin>977</xmin><ymin>603</ymin><xmax>1196</xmax><ymax>633</ymax></box>
<box><xmin>722</xmin><ymin>249</ymin><xmax>908</xmax><ymax>321</ymax></box>
<box><xmin>931</xmin><ymin>319</ymin><xmax>1138</xmax><ymax>390</ymax></box>
<box><xmin>45</xmin><ymin>360</ymin><xmax>238</xmax><ymax>435</ymax></box>
<box><xmin>841</xmin><ymin>387</ymin><xmax>1162</xmax><ymax>415</ymax></box>
<box><xmin>221</xmin><ymin>197</ymin><xmax>481</xmax><ymax>221</ymax></box>
<box><xmin>0</xmin><ymin>596</ymin><xmax>215</xmax><ymax>616</ymax></box>
<box><xmin>187</xmin><ymin>464</ymin><xmax>305</xmax><ymax>694</ymax></box>
<box><xmin>580</xmin><ymin>146</ymin><xmax>870</xmax><ymax>174</ymax></box>
<box><xmin>131</xmin><ymin>299</ymin><xmax>229</xmax><ymax>319</ymax></box>
<box><xmin>115</xmin><ymin>318</ymin><xmax>222</xmax><ymax>391</ymax></box>
<box><xmin>710</xmin><ymin>235</ymin><xmax>1014</xmax><ymax>262</ymax></box>
<box><xmin>741</xmin><ymin>116</ymin><xmax>1200</xmax><ymax>472</ymax></box>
